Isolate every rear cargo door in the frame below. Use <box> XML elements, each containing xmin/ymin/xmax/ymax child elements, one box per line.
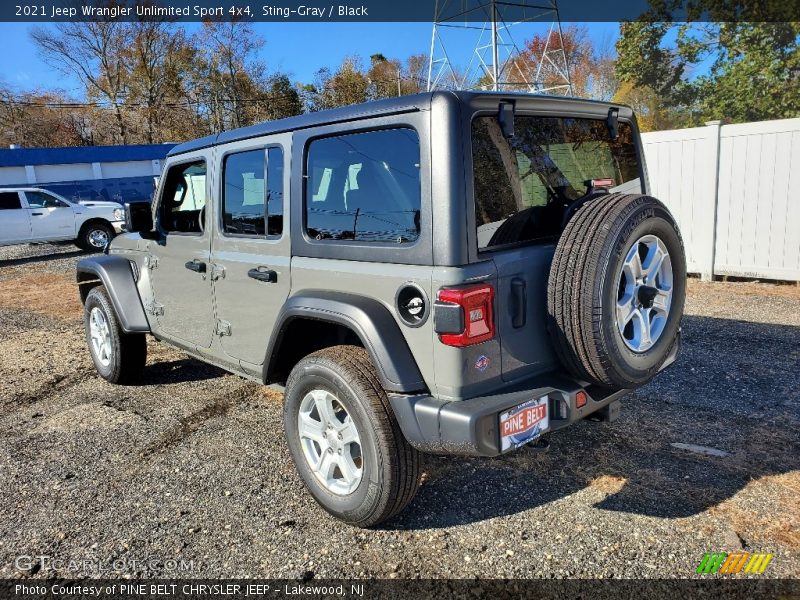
<box><xmin>470</xmin><ymin>111</ymin><xmax>644</xmax><ymax>382</ymax></box>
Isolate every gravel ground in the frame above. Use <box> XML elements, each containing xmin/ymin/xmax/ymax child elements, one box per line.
<box><xmin>0</xmin><ymin>243</ymin><xmax>798</xmax><ymax>580</ymax></box>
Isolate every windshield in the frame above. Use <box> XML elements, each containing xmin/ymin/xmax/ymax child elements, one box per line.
<box><xmin>472</xmin><ymin>115</ymin><xmax>642</xmax><ymax>250</ymax></box>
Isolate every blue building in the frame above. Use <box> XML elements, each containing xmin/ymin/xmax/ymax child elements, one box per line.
<box><xmin>0</xmin><ymin>143</ymin><xmax>175</xmax><ymax>204</ymax></box>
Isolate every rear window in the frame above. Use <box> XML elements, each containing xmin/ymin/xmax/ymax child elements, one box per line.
<box><xmin>305</xmin><ymin>128</ymin><xmax>421</xmax><ymax>244</ymax></box>
<box><xmin>472</xmin><ymin>115</ymin><xmax>641</xmax><ymax>250</ymax></box>
<box><xmin>0</xmin><ymin>192</ymin><xmax>21</xmax><ymax>209</ymax></box>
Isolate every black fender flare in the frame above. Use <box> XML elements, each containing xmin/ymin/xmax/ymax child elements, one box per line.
<box><xmin>76</xmin><ymin>255</ymin><xmax>150</xmax><ymax>333</ymax></box>
<box><xmin>264</xmin><ymin>291</ymin><xmax>427</xmax><ymax>394</ymax></box>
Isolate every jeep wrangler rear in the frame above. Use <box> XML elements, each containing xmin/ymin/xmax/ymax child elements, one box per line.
<box><xmin>77</xmin><ymin>91</ymin><xmax>685</xmax><ymax>527</ymax></box>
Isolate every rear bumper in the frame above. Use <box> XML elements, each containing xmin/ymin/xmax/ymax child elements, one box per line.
<box><xmin>389</xmin><ymin>333</ymin><xmax>680</xmax><ymax>457</ymax></box>
<box><xmin>388</xmin><ymin>375</ymin><xmax>628</xmax><ymax>456</ymax></box>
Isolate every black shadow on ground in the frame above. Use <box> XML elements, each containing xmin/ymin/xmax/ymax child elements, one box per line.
<box><xmin>0</xmin><ymin>249</ymin><xmax>86</xmax><ymax>268</ymax></box>
<box><xmin>140</xmin><ymin>358</ymin><xmax>226</xmax><ymax>385</ymax></box>
<box><xmin>387</xmin><ymin>315</ymin><xmax>800</xmax><ymax>530</ymax></box>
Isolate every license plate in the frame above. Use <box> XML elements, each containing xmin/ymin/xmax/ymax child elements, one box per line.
<box><xmin>499</xmin><ymin>395</ymin><xmax>549</xmax><ymax>452</ymax></box>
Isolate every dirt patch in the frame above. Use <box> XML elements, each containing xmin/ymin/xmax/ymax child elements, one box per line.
<box><xmin>588</xmin><ymin>475</ymin><xmax>627</xmax><ymax>494</ymax></box>
<box><xmin>687</xmin><ymin>278</ymin><xmax>800</xmax><ymax>300</ymax></box>
<box><xmin>0</xmin><ymin>272</ymin><xmax>82</xmax><ymax>321</ymax></box>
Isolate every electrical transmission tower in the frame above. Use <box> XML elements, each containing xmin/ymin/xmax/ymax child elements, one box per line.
<box><xmin>427</xmin><ymin>0</ymin><xmax>573</xmax><ymax>95</ymax></box>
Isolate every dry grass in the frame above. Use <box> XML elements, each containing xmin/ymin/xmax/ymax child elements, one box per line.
<box><xmin>0</xmin><ymin>272</ymin><xmax>82</xmax><ymax>321</ymax></box>
<box><xmin>710</xmin><ymin>471</ymin><xmax>800</xmax><ymax>550</ymax></box>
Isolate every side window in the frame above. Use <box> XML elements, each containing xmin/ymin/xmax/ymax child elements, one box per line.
<box><xmin>0</xmin><ymin>192</ymin><xmax>21</xmax><ymax>210</ymax></box>
<box><xmin>159</xmin><ymin>161</ymin><xmax>207</xmax><ymax>234</ymax></box>
<box><xmin>222</xmin><ymin>146</ymin><xmax>284</xmax><ymax>237</ymax></box>
<box><xmin>25</xmin><ymin>192</ymin><xmax>68</xmax><ymax>209</ymax></box>
<box><xmin>223</xmin><ymin>150</ymin><xmax>265</xmax><ymax>236</ymax></box>
<box><xmin>305</xmin><ymin>128</ymin><xmax>421</xmax><ymax>243</ymax></box>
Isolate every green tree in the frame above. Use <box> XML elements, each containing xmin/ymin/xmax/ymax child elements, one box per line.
<box><xmin>683</xmin><ymin>22</ymin><xmax>800</xmax><ymax>123</ymax></box>
<box><xmin>616</xmin><ymin>19</ymin><xmax>800</xmax><ymax>128</ymax></box>
<box><xmin>261</xmin><ymin>74</ymin><xmax>303</xmax><ymax>121</ymax></box>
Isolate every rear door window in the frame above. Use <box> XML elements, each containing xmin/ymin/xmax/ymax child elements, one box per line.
<box><xmin>222</xmin><ymin>146</ymin><xmax>284</xmax><ymax>237</ymax></box>
<box><xmin>0</xmin><ymin>192</ymin><xmax>21</xmax><ymax>209</ymax></box>
<box><xmin>305</xmin><ymin>128</ymin><xmax>421</xmax><ymax>243</ymax></box>
<box><xmin>472</xmin><ymin>115</ymin><xmax>641</xmax><ymax>250</ymax></box>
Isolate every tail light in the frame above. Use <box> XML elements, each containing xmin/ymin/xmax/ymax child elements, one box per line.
<box><xmin>435</xmin><ymin>283</ymin><xmax>495</xmax><ymax>347</ymax></box>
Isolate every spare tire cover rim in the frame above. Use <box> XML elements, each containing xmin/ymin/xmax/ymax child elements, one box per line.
<box><xmin>616</xmin><ymin>234</ymin><xmax>673</xmax><ymax>352</ymax></box>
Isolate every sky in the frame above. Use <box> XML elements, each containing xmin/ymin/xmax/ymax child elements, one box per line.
<box><xmin>0</xmin><ymin>21</ymin><xmax>621</xmax><ymax>97</ymax></box>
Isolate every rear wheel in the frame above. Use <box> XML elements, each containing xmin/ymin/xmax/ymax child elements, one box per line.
<box><xmin>283</xmin><ymin>345</ymin><xmax>421</xmax><ymax>527</ymax></box>
<box><xmin>84</xmin><ymin>286</ymin><xmax>146</xmax><ymax>384</ymax></box>
<box><xmin>547</xmin><ymin>193</ymin><xmax>686</xmax><ymax>389</ymax></box>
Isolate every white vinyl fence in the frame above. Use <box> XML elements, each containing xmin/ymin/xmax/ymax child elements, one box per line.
<box><xmin>641</xmin><ymin>118</ymin><xmax>800</xmax><ymax>281</ymax></box>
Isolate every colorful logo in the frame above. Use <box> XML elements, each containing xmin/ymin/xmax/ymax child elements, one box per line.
<box><xmin>474</xmin><ymin>355</ymin><xmax>490</xmax><ymax>371</ymax></box>
<box><xmin>696</xmin><ymin>552</ymin><xmax>773</xmax><ymax>575</ymax></box>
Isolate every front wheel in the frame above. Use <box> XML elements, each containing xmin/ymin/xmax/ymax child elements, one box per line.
<box><xmin>283</xmin><ymin>346</ymin><xmax>422</xmax><ymax>527</ymax></box>
<box><xmin>78</xmin><ymin>221</ymin><xmax>113</xmax><ymax>252</ymax></box>
<box><xmin>84</xmin><ymin>286</ymin><xmax>146</xmax><ymax>384</ymax></box>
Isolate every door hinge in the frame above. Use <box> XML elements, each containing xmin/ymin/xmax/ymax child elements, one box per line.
<box><xmin>144</xmin><ymin>254</ymin><xmax>159</xmax><ymax>269</ymax></box>
<box><xmin>210</xmin><ymin>263</ymin><xmax>226</xmax><ymax>281</ymax></box>
<box><xmin>147</xmin><ymin>302</ymin><xmax>164</xmax><ymax>316</ymax></box>
<box><xmin>216</xmin><ymin>320</ymin><xmax>232</xmax><ymax>336</ymax></box>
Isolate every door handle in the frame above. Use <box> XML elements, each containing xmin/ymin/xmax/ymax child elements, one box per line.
<box><xmin>31</xmin><ymin>212</ymin><xmax>43</xmax><ymax>216</ymax></box>
<box><xmin>185</xmin><ymin>260</ymin><xmax>206</xmax><ymax>273</ymax></box>
<box><xmin>511</xmin><ymin>277</ymin><xmax>527</xmax><ymax>328</ymax></box>
<box><xmin>248</xmin><ymin>267</ymin><xmax>277</xmax><ymax>283</ymax></box>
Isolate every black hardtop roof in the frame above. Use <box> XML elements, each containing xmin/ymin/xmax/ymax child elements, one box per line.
<box><xmin>167</xmin><ymin>91</ymin><xmax>626</xmax><ymax>157</ymax></box>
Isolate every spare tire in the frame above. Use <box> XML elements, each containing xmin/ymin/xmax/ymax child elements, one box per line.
<box><xmin>547</xmin><ymin>193</ymin><xmax>686</xmax><ymax>389</ymax></box>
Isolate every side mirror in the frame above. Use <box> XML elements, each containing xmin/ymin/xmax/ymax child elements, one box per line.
<box><xmin>124</xmin><ymin>201</ymin><xmax>154</xmax><ymax>234</ymax></box>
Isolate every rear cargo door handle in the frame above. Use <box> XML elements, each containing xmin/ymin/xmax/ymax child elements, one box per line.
<box><xmin>511</xmin><ymin>277</ymin><xmax>527</xmax><ymax>328</ymax></box>
<box><xmin>248</xmin><ymin>267</ymin><xmax>277</xmax><ymax>283</ymax></box>
<box><xmin>31</xmin><ymin>212</ymin><xmax>43</xmax><ymax>216</ymax></box>
<box><xmin>184</xmin><ymin>260</ymin><xmax>206</xmax><ymax>273</ymax></box>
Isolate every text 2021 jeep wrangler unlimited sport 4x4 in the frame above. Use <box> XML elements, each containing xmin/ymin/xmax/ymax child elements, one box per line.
<box><xmin>77</xmin><ymin>92</ymin><xmax>685</xmax><ymax>527</ymax></box>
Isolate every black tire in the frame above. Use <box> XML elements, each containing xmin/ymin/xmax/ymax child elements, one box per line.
<box><xmin>283</xmin><ymin>345</ymin><xmax>422</xmax><ymax>527</ymax></box>
<box><xmin>547</xmin><ymin>193</ymin><xmax>686</xmax><ymax>389</ymax></box>
<box><xmin>84</xmin><ymin>286</ymin><xmax>147</xmax><ymax>385</ymax></box>
<box><xmin>77</xmin><ymin>221</ymin><xmax>113</xmax><ymax>252</ymax></box>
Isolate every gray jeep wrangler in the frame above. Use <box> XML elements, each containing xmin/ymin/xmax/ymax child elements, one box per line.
<box><xmin>77</xmin><ymin>92</ymin><xmax>685</xmax><ymax>527</ymax></box>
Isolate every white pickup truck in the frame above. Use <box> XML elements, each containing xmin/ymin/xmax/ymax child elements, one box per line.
<box><xmin>0</xmin><ymin>187</ymin><xmax>125</xmax><ymax>251</ymax></box>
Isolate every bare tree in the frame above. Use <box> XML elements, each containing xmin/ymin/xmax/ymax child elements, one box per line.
<box><xmin>197</xmin><ymin>20</ymin><xmax>265</xmax><ymax>131</ymax></box>
<box><xmin>31</xmin><ymin>22</ymin><xmax>131</xmax><ymax>143</ymax></box>
<box><xmin>125</xmin><ymin>20</ymin><xmax>189</xmax><ymax>143</ymax></box>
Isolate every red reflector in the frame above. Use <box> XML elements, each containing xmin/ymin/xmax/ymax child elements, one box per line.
<box><xmin>575</xmin><ymin>391</ymin><xmax>588</xmax><ymax>409</ymax></box>
<box><xmin>591</xmin><ymin>178</ymin><xmax>615</xmax><ymax>188</ymax></box>
<box><xmin>437</xmin><ymin>284</ymin><xmax>495</xmax><ymax>347</ymax></box>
